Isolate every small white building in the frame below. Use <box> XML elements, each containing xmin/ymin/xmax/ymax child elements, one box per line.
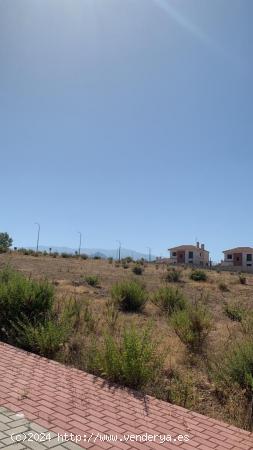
<box><xmin>222</xmin><ymin>247</ymin><xmax>253</xmax><ymax>269</ymax></box>
<box><xmin>168</xmin><ymin>242</ymin><xmax>209</xmax><ymax>267</ymax></box>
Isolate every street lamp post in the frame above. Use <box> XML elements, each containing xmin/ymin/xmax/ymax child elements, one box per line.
<box><xmin>35</xmin><ymin>223</ymin><xmax>40</xmax><ymax>253</ymax></box>
<box><xmin>116</xmin><ymin>240</ymin><xmax>122</xmax><ymax>261</ymax></box>
<box><xmin>77</xmin><ymin>232</ymin><xmax>82</xmax><ymax>256</ymax></box>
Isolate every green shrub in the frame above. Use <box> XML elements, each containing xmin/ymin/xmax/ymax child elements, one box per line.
<box><xmin>13</xmin><ymin>318</ymin><xmax>71</xmax><ymax>358</ymax></box>
<box><xmin>17</xmin><ymin>248</ymin><xmax>27</xmax><ymax>255</ymax></box>
<box><xmin>132</xmin><ymin>265</ymin><xmax>143</xmax><ymax>275</ymax></box>
<box><xmin>84</xmin><ymin>309</ymin><xmax>96</xmax><ymax>334</ymax></box>
<box><xmin>0</xmin><ymin>266</ymin><xmax>14</xmax><ymax>283</ymax></box>
<box><xmin>111</xmin><ymin>280</ymin><xmax>146</xmax><ymax>312</ymax></box>
<box><xmin>122</xmin><ymin>257</ymin><xmax>133</xmax><ymax>264</ymax></box>
<box><xmin>241</xmin><ymin>313</ymin><xmax>253</xmax><ymax>336</ymax></box>
<box><xmin>18</xmin><ymin>248</ymin><xmax>36</xmax><ymax>256</ymax></box>
<box><xmin>164</xmin><ymin>370</ymin><xmax>198</xmax><ymax>409</ymax></box>
<box><xmin>13</xmin><ymin>297</ymin><xmax>87</xmax><ymax>358</ymax></box>
<box><xmin>0</xmin><ymin>232</ymin><xmax>13</xmax><ymax>253</ymax></box>
<box><xmin>219</xmin><ymin>282</ymin><xmax>229</xmax><ymax>292</ymax></box>
<box><xmin>190</xmin><ymin>269</ymin><xmax>207</xmax><ymax>282</ymax></box>
<box><xmin>0</xmin><ymin>267</ymin><xmax>54</xmax><ymax>342</ymax></box>
<box><xmin>85</xmin><ymin>275</ymin><xmax>99</xmax><ymax>287</ymax></box>
<box><xmin>212</xmin><ymin>338</ymin><xmax>253</xmax><ymax>428</ymax></box>
<box><xmin>171</xmin><ymin>301</ymin><xmax>212</xmax><ymax>353</ymax></box>
<box><xmin>224</xmin><ymin>301</ymin><xmax>244</xmax><ymax>322</ymax></box>
<box><xmin>81</xmin><ymin>254</ymin><xmax>88</xmax><ymax>260</ymax></box>
<box><xmin>61</xmin><ymin>252</ymin><xmax>72</xmax><ymax>258</ymax></box>
<box><xmin>136</xmin><ymin>258</ymin><xmax>145</xmax><ymax>266</ymax></box>
<box><xmin>58</xmin><ymin>298</ymin><xmax>83</xmax><ymax>329</ymax></box>
<box><xmin>71</xmin><ymin>299</ymin><xmax>96</xmax><ymax>334</ymax></box>
<box><xmin>105</xmin><ymin>300</ymin><xmax>119</xmax><ymax>333</ymax></box>
<box><xmin>152</xmin><ymin>287</ymin><xmax>186</xmax><ymax>316</ymax></box>
<box><xmin>96</xmin><ymin>325</ymin><xmax>164</xmax><ymax>389</ymax></box>
<box><xmin>165</xmin><ymin>268</ymin><xmax>181</xmax><ymax>282</ymax></box>
<box><xmin>239</xmin><ymin>274</ymin><xmax>247</xmax><ymax>285</ymax></box>
<box><xmin>215</xmin><ymin>340</ymin><xmax>253</xmax><ymax>397</ymax></box>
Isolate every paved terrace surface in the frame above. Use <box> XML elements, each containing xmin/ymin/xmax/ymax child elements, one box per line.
<box><xmin>0</xmin><ymin>343</ymin><xmax>252</xmax><ymax>450</ymax></box>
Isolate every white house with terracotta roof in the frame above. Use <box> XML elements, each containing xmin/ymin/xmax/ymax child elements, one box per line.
<box><xmin>168</xmin><ymin>242</ymin><xmax>209</xmax><ymax>267</ymax></box>
<box><xmin>222</xmin><ymin>247</ymin><xmax>253</xmax><ymax>269</ymax></box>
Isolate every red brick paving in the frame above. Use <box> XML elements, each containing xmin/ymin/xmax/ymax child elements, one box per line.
<box><xmin>0</xmin><ymin>342</ymin><xmax>252</xmax><ymax>450</ymax></box>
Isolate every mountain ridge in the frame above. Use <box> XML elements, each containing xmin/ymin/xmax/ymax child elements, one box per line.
<box><xmin>26</xmin><ymin>246</ymin><xmax>156</xmax><ymax>261</ymax></box>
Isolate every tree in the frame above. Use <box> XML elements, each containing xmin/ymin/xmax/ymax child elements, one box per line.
<box><xmin>0</xmin><ymin>232</ymin><xmax>13</xmax><ymax>253</ymax></box>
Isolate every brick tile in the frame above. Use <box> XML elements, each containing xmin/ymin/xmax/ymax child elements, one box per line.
<box><xmin>3</xmin><ymin>444</ymin><xmax>25</xmax><ymax>450</ymax></box>
<box><xmin>62</xmin><ymin>443</ymin><xmax>84</xmax><ymax>450</ymax></box>
<box><xmin>5</xmin><ymin>425</ymin><xmax>29</xmax><ymax>436</ymax></box>
<box><xmin>0</xmin><ymin>342</ymin><xmax>252</xmax><ymax>450</ymax></box>
<box><xmin>49</xmin><ymin>419</ymin><xmax>73</xmax><ymax>431</ymax></box>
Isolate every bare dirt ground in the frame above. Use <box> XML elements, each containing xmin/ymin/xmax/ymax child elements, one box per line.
<box><xmin>1</xmin><ymin>252</ymin><xmax>252</xmax><ymax>337</ymax></box>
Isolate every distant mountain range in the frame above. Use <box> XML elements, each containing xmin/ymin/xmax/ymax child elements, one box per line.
<box><xmin>27</xmin><ymin>246</ymin><xmax>156</xmax><ymax>261</ymax></box>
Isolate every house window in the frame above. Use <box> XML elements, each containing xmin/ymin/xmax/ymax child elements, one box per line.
<box><xmin>247</xmin><ymin>254</ymin><xmax>252</xmax><ymax>262</ymax></box>
<box><xmin>172</xmin><ymin>252</ymin><xmax>176</xmax><ymax>257</ymax></box>
<box><xmin>188</xmin><ymin>251</ymin><xmax>193</xmax><ymax>259</ymax></box>
<box><xmin>247</xmin><ymin>263</ymin><xmax>252</xmax><ymax>267</ymax></box>
<box><xmin>227</xmin><ymin>254</ymin><xmax>232</xmax><ymax>260</ymax></box>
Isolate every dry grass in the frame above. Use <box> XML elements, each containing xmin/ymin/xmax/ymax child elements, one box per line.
<box><xmin>1</xmin><ymin>253</ymin><xmax>253</xmax><ymax>429</ymax></box>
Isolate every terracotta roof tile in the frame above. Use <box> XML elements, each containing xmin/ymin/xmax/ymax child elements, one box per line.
<box><xmin>223</xmin><ymin>247</ymin><xmax>253</xmax><ymax>253</ymax></box>
<box><xmin>168</xmin><ymin>245</ymin><xmax>209</xmax><ymax>253</ymax></box>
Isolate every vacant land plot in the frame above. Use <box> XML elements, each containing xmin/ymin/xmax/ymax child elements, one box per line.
<box><xmin>1</xmin><ymin>252</ymin><xmax>253</xmax><ymax>431</ymax></box>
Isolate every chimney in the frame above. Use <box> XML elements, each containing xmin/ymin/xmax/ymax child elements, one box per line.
<box><xmin>196</xmin><ymin>242</ymin><xmax>200</xmax><ymax>248</ymax></box>
<box><xmin>201</xmin><ymin>244</ymin><xmax>205</xmax><ymax>250</ymax></box>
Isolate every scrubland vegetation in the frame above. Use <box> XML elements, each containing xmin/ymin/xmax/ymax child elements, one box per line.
<box><xmin>1</xmin><ymin>252</ymin><xmax>253</xmax><ymax>430</ymax></box>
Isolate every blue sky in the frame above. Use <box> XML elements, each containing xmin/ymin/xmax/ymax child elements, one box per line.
<box><xmin>0</xmin><ymin>0</ymin><xmax>252</xmax><ymax>261</ymax></box>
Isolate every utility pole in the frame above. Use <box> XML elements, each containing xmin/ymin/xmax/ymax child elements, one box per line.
<box><xmin>77</xmin><ymin>232</ymin><xmax>82</xmax><ymax>256</ymax></box>
<box><xmin>35</xmin><ymin>223</ymin><xmax>40</xmax><ymax>253</ymax></box>
<box><xmin>146</xmin><ymin>247</ymin><xmax>151</xmax><ymax>263</ymax></box>
<box><xmin>116</xmin><ymin>240</ymin><xmax>122</xmax><ymax>261</ymax></box>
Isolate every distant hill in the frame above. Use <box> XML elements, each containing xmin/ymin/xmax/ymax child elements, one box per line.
<box><xmin>26</xmin><ymin>246</ymin><xmax>156</xmax><ymax>261</ymax></box>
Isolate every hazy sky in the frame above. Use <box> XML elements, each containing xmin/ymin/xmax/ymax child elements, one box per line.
<box><xmin>0</xmin><ymin>0</ymin><xmax>252</xmax><ymax>261</ymax></box>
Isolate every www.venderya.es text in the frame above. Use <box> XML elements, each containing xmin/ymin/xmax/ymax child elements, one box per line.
<box><xmin>12</xmin><ymin>431</ymin><xmax>190</xmax><ymax>445</ymax></box>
